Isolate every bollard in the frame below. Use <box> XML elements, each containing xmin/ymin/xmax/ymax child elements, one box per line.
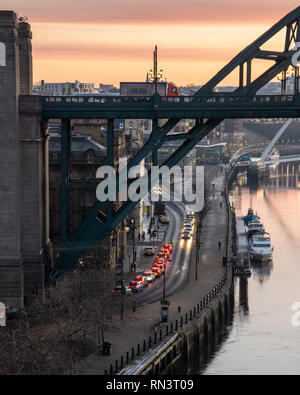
<box><xmin>159</xmin><ymin>329</ymin><xmax>162</xmax><ymax>341</ymax></box>
<box><xmin>143</xmin><ymin>340</ymin><xmax>146</xmax><ymax>351</ymax></box>
<box><xmin>131</xmin><ymin>347</ymin><xmax>134</xmax><ymax>360</ymax></box>
<box><xmin>166</xmin><ymin>326</ymin><xmax>169</xmax><ymax>336</ymax></box>
<box><xmin>115</xmin><ymin>360</ymin><xmax>118</xmax><ymax>373</ymax></box>
<box><xmin>194</xmin><ymin>307</ymin><xmax>196</xmax><ymax>317</ymax></box>
<box><xmin>149</xmin><ymin>336</ymin><xmax>152</xmax><ymax>348</ymax></box>
<box><xmin>200</xmin><ymin>301</ymin><xmax>203</xmax><ymax>310</ymax></box>
<box><xmin>154</xmin><ymin>332</ymin><xmax>157</xmax><ymax>344</ymax></box>
<box><xmin>190</xmin><ymin>310</ymin><xmax>193</xmax><ymax>320</ymax></box>
<box><xmin>178</xmin><ymin>306</ymin><xmax>181</xmax><ymax>313</ymax></box>
<box><xmin>104</xmin><ymin>369</ymin><xmax>108</xmax><ymax>375</ymax></box>
<box><xmin>185</xmin><ymin>313</ymin><xmax>188</xmax><ymax>324</ymax></box>
<box><xmin>197</xmin><ymin>304</ymin><xmax>199</xmax><ymax>314</ymax></box>
<box><xmin>126</xmin><ymin>351</ymin><xmax>129</xmax><ymax>364</ymax></box>
<box><xmin>171</xmin><ymin>322</ymin><xmax>173</xmax><ymax>334</ymax></box>
<box><xmin>137</xmin><ymin>344</ymin><xmax>140</xmax><ymax>355</ymax></box>
<box><xmin>110</xmin><ymin>365</ymin><xmax>113</xmax><ymax>375</ymax></box>
<box><xmin>121</xmin><ymin>356</ymin><xmax>124</xmax><ymax>369</ymax></box>
<box><xmin>181</xmin><ymin>317</ymin><xmax>183</xmax><ymax>328</ymax></box>
<box><xmin>176</xmin><ymin>320</ymin><xmax>178</xmax><ymax>330</ymax></box>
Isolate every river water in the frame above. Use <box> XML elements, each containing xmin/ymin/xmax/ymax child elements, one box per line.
<box><xmin>201</xmin><ymin>162</ymin><xmax>300</xmax><ymax>375</ymax></box>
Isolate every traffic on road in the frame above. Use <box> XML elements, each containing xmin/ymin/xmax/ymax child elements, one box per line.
<box><xmin>112</xmin><ymin>205</ymin><xmax>195</xmax><ymax>302</ymax></box>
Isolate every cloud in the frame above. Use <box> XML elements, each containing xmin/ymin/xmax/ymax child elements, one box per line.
<box><xmin>33</xmin><ymin>43</ymin><xmax>234</xmax><ymax>63</ymax></box>
<box><xmin>2</xmin><ymin>0</ymin><xmax>299</xmax><ymax>25</ymax></box>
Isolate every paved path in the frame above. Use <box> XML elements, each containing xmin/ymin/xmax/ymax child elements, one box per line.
<box><xmin>80</xmin><ymin>165</ymin><xmax>228</xmax><ymax>375</ymax></box>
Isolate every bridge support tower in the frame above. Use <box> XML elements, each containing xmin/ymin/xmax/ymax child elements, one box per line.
<box><xmin>0</xmin><ymin>11</ymin><xmax>50</xmax><ymax>307</ymax></box>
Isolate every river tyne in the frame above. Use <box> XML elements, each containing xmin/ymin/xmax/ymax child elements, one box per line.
<box><xmin>200</xmin><ymin>161</ymin><xmax>300</xmax><ymax>375</ymax></box>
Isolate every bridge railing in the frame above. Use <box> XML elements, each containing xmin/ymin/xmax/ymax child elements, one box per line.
<box><xmin>42</xmin><ymin>94</ymin><xmax>296</xmax><ymax>107</ymax></box>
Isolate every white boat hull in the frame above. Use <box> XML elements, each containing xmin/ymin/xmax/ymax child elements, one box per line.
<box><xmin>249</xmin><ymin>250</ymin><xmax>273</xmax><ymax>262</ymax></box>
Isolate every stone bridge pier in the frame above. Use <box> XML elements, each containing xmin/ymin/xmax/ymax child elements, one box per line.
<box><xmin>0</xmin><ymin>11</ymin><xmax>51</xmax><ymax>308</ymax></box>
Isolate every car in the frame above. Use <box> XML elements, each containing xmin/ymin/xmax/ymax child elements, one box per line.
<box><xmin>135</xmin><ymin>276</ymin><xmax>148</xmax><ymax>286</ymax></box>
<box><xmin>185</xmin><ymin>215</ymin><xmax>195</xmax><ymax>222</ymax></box>
<box><xmin>182</xmin><ymin>232</ymin><xmax>191</xmax><ymax>240</ymax></box>
<box><xmin>186</xmin><ymin>211</ymin><xmax>194</xmax><ymax>216</ymax></box>
<box><xmin>159</xmin><ymin>215</ymin><xmax>170</xmax><ymax>224</ymax></box>
<box><xmin>112</xmin><ymin>285</ymin><xmax>132</xmax><ymax>295</ymax></box>
<box><xmin>183</xmin><ymin>224</ymin><xmax>193</xmax><ymax>231</ymax></box>
<box><xmin>150</xmin><ymin>267</ymin><xmax>162</xmax><ymax>277</ymax></box>
<box><xmin>142</xmin><ymin>276</ymin><xmax>149</xmax><ymax>286</ymax></box>
<box><xmin>144</xmin><ymin>247</ymin><xmax>155</xmax><ymax>256</ymax></box>
<box><xmin>5</xmin><ymin>307</ymin><xmax>24</xmax><ymax>320</ymax></box>
<box><xmin>143</xmin><ymin>272</ymin><xmax>156</xmax><ymax>282</ymax></box>
<box><xmin>128</xmin><ymin>281</ymin><xmax>143</xmax><ymax>293</ymax></box>
<box><xmin>154</xmin><ymin>263</ymin><xmax>165</xmax><ymax>272</ymax></box>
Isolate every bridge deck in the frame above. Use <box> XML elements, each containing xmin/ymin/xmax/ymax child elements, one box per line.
<box><xmin>41</xmin><ymin>94</ymin><xmax>300</xmax><ymax>119</ymax></box>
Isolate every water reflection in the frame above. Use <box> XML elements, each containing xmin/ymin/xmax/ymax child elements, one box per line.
<box><xmin>239</xmin><ymin>276</ymin><xmax>249</xmax><ymax>314</ymax></box>
<box><xmin>251</xmin><ymin>261</ymin><xmax>274</xmax><ymax>284</ymax></box>
<box><xmin>199</xmin><ymin>160</ymin><xmax>300</xmax><ymax>375</ymax></box>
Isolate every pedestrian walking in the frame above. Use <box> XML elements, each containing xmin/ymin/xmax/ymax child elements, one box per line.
<box><xmin>218</xmin><ymin>241</ymin><xmax>221</xmax><ymax>250</ymax></box>
<box><xmin>220</xmin><ymin>202</ymin><xmax>223</xmax><ymax>209</ymax></box>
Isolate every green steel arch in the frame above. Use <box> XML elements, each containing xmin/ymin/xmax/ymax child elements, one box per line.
<box><xmin>48</xmin><ymin>6</ymin><xmax>300</xmax><ymax>283</ymax></box>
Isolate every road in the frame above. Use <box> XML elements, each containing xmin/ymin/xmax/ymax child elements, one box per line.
<box><xmin>136</xmin><ymin>201</ymin><xmax>193</xmax><ymax>305</ymax></box>
<box><xmin>129</xmin><ymin>165</ymin><xmax>219</xmax><ymax>307</ymax></box>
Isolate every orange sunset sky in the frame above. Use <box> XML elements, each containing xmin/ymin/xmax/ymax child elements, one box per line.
<box><xmin>2</xmin><ymin>0</ymin><xmax>300</xmax><ymax>87</ymax></box>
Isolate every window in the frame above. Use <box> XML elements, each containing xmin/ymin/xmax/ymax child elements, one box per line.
<box><xmin>0</xmin><ymin>42</ymin><xmax>6</xmax><ymax>66</ymax></box>
<box><xmin>130</xmin><ymin>88</ymin><xmax>138</xmax><ymax>94</ymax></box>
<box><xmin>87</xmin><ymin>151</ymin><xmax>94</xmax><ymax>163</ymax></box>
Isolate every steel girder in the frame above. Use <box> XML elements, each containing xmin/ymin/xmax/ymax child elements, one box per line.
<box><xmin>48</xmin><ymin>6</ymin><xmax>300</xmax><ymax>283</ymax></box>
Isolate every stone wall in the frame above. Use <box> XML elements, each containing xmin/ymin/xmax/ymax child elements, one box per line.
<box><xmin>0</xmin><ymin>11</ymin><xmax>49</xmax><ymax>307</ymax></box>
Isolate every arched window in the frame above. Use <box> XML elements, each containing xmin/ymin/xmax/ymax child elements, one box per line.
<box><xmin>0</xmin><ymin>42</ymin><xmax>6</xmax><ymax>67</ymax></box>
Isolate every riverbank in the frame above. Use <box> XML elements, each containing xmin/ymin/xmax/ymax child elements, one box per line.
<box><xmin>203</xmin><ymin>161</ymin><xmax>300</xmax><ymax>375</ymax></box>
<box><xmin>80</xmin><ymin>165</ymin><xmax>232</xmax><ymax>375</ymax></box>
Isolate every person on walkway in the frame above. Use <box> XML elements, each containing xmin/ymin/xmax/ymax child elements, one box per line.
<box><xmin>218</xmin><ymin>241</ymin><xmax>222</xmax><ymax>250</ymax></box>
<box><xmin>220</xmin><ymin>202</ymin><xmax>223</xmax><ymax>209</ymax></box>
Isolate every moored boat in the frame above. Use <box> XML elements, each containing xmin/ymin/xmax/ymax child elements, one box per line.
<box><xmin>248</xmin><ymin>233</ymin><xmax>273</xmax><ymax>262</ymax></box>
<box><xmin>243</xmin><ymin>208</ymin><xmax>260</xmax><ymax>226</ymax></box>
<box><xmin>247</xmin><ymin>220</ymin><xmax>265</xmax><ymax>239</ymax></box>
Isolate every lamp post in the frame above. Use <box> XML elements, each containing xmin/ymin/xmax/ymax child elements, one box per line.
<box><xmin>162</xmin><ymin>257</ymin><xmax>166</xmax><ymax>303</ymax></box>
<box><xmin>158</xmin><ymin>229</ymin><xmax>169</xmax><ymax>306</ymax></box>
<box><xmin>195</xmin><ymin>220</ymin><xmax>200</xmax><ymax>281</ymax></box>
